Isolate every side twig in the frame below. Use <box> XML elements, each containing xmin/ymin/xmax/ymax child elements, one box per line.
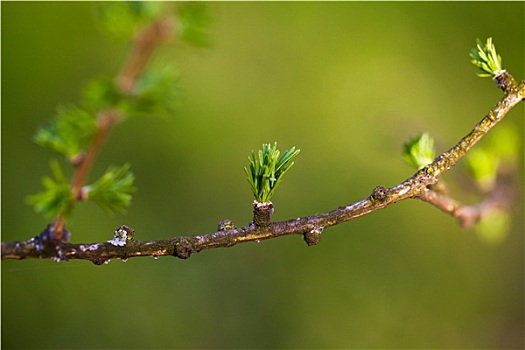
<box><xmin>417</xmin><ymin>166</ymin><xmax>516</xmax><ymax>229</ymax></box>
<box><xmin>51</xmin><ymin>16</ymin><xmax>174</xmax><ymax>240</ymax></box>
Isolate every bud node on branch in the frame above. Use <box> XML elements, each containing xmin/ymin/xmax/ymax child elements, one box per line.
<box><xmin>371</xmin><ymin>186</ymin><xmax>388</xmax><ymax>202</ymax></box>
<box><xmin>174</xmin><ymin>239</ymin><xmax>194</xmax><ymax>259</ymax></box>
<box><xmin>252</xmin><ymin>201</ymin><xmax>274</xmax><ymax>227</ymax></box>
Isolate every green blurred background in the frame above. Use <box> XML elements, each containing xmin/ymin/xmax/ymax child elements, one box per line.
<box><xmin>2</xmin><ymin>2</ymin><xmax>523</xmax><ymax>349</ymax></box>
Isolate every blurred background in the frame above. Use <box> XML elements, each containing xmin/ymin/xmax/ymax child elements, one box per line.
<box><xmin>2</xmin><ymin>2</ymin><xmax>523</xmax><ymax>349</ymax></box>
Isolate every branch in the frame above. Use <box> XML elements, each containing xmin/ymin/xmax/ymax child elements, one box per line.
<box><xmin>117</xmin><ymin>16</ymin><xmax>174</xmax><ymax>94</ymax></box>
<box><xmin>417</xmin><ymin>166</ymin><xmax>516</xmax><ymax>229</ymax></box>
<box><xmin>3</xmin><ymin>75</ymin><xmax>523</xmax><ymax>264</ymax></box>
<box><xmin>51</xmin><ymin>16</ymin><xmax>174</xmax><ymax>239</ymax></box>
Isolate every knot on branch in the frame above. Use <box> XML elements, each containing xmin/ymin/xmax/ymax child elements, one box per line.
<box><xmin>303</xmin><ymin>226</ymin><xmax>324</xmax><ymax>246</ymax></box>
<box><xmin>252</xmin><ymin>201</ymin><xmax>274</xmax><ymax>227</ymax></box>
<box><xmin>174</xmin><ymin>239</ymin><xmax>194</xmax><ymax>259</ymax></box>
<box><xmin>33</xmin><ymin>224</ymin><xmax>70</xmax><ymax>260</ymax></box>
<box><xmin>217</xmin><ymin>220</ymin><xmax>237</xmax><ymax>231</ymax></box>
<box><xmin>108</xmin><ymin>225</ymin><xmax>135</xmax><ymax>247</ymax></box>
<box><xmin>371</xmin><ymin>186</ymin><xmax>388</xmax><ymax>202</ymax></box>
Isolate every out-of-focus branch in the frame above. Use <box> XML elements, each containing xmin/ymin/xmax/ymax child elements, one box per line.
<box><xmin>117</xmin><ymin>16</ymin><xmax>173</xmax><ymax>94</ymax></box>
<box><xmin>51</xmin><ymin>16</ymin><xmax>174</xmax><ymax>240</ymax></box>
<box><xmin>417</xmin><ymin>167</ymin><xmax>516</xmax><ymax>229</ymax></box>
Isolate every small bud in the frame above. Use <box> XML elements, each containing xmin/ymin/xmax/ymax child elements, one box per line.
<box><xmin>217</xmin><ymin>220</ymin><xmax>237</xmax><ymax>231</ymax></box>
<box><xmin>108</xmin><ymin>225</ymin><xmax>135</xmax><ymax>247</ymax></box>
<box><xmin>371</xmin><ymin>186</ymin><xmax>388</xmax><ymax>202</ymax></box>
<box><xmin>174</xmin><ymin>239</ymin><xmax>193</xmax><ymax>259</ymax></box>
<box><xmin>303</xmin><ymin>227</ymin><xmax>323</xmax><ymax>246</ymax></box>
<box><xmin>403</xmin><ymin>133</ymin><xmax>436</xmax><ymax>170</ymax></box>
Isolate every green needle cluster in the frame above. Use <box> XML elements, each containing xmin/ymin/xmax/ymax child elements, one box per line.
<box><xmin>245</xmin><ymin>143</ymin><xmax>300</xmax><ymax>203</ymax></box>
<box><xmin>465</xmin><ymin>125</ymin><xmax>519</xmax><ymax>191</ymax></box>
<box><xmin>34</xmin><ymin>107</ymin><xmax>97</xmax><ymax>160</ymax></box>
<box><xmin>26</xmin><ymin>160</ymin><xmax>74</xmax><ymax>220</ymax></box>
<box><xmin>403</xmin><ymin>132</ymin><xmax>436</xmax><ymax>170</ymax></box>
<box><xmin>470</xmin><ymin>37</ymin><xmax>503</xmax><ymax>77</ymax></box>
<box><xmin>26</xmin><ymin>1</ymin><xmax>210</xmax><ymax>225</ymax></box>
<box><xmin>84</xmin><ymin>164</ymin><xmax>136</xmax><ymax>216</ymax></box>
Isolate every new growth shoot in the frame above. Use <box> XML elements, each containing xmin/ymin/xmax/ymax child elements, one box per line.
<box><xmin>470</xmin><ymin>37</ymin><xmax>503</xmax><ymax>77</ymax></box>
<box><xmin>403</xmin><ymin>132</ymin><xmax>436</xmax><ymax>170</ymax></box>
<box><xmin>244</xmin><ymin>143</ymin><xmax>300</xmax><ymax>203</ymax></box>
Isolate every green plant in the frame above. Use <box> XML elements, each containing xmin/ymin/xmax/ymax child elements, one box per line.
<box><xmin>470</xmin><ymin>37</ymin><xmax>503</xmax><ymax>77</ymax></box>
<box><xmin>465</xmin><ymin>125</ymin><xmax>519</xmax><ymax>191</ymax></box>
<box><xmin>24</xmin><ymin>2</ymin><xmax>211</xmax><ymax>240</ymax></box>
<box><xmin>2</xmin><ymin>23</ymin><xmax>523</xmax><ymax>263</ymax></box>
<box><xmin>403</xmin><ymin>132</ymin><xmax>436</xmax><ymax>170</ymax></box>
<box><xmin>244</xmin><ymin>143</ymin><xmax>300</xmax><ymax>204</ymax></box>
<box><xmin>84</xmin><ymin>164</ymin><xmax>135</xmax><ymax>216</ymax></box>
<box><xmin>26</xmin><ymin>160</ymin><xmax>73</xmax><ymax>220</ymax></box>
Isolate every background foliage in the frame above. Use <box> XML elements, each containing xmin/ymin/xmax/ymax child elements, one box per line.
<box><xmin>2</xmin><ymin>2</ymin><xmax>523</xmax><ymax>348</ymax></box>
